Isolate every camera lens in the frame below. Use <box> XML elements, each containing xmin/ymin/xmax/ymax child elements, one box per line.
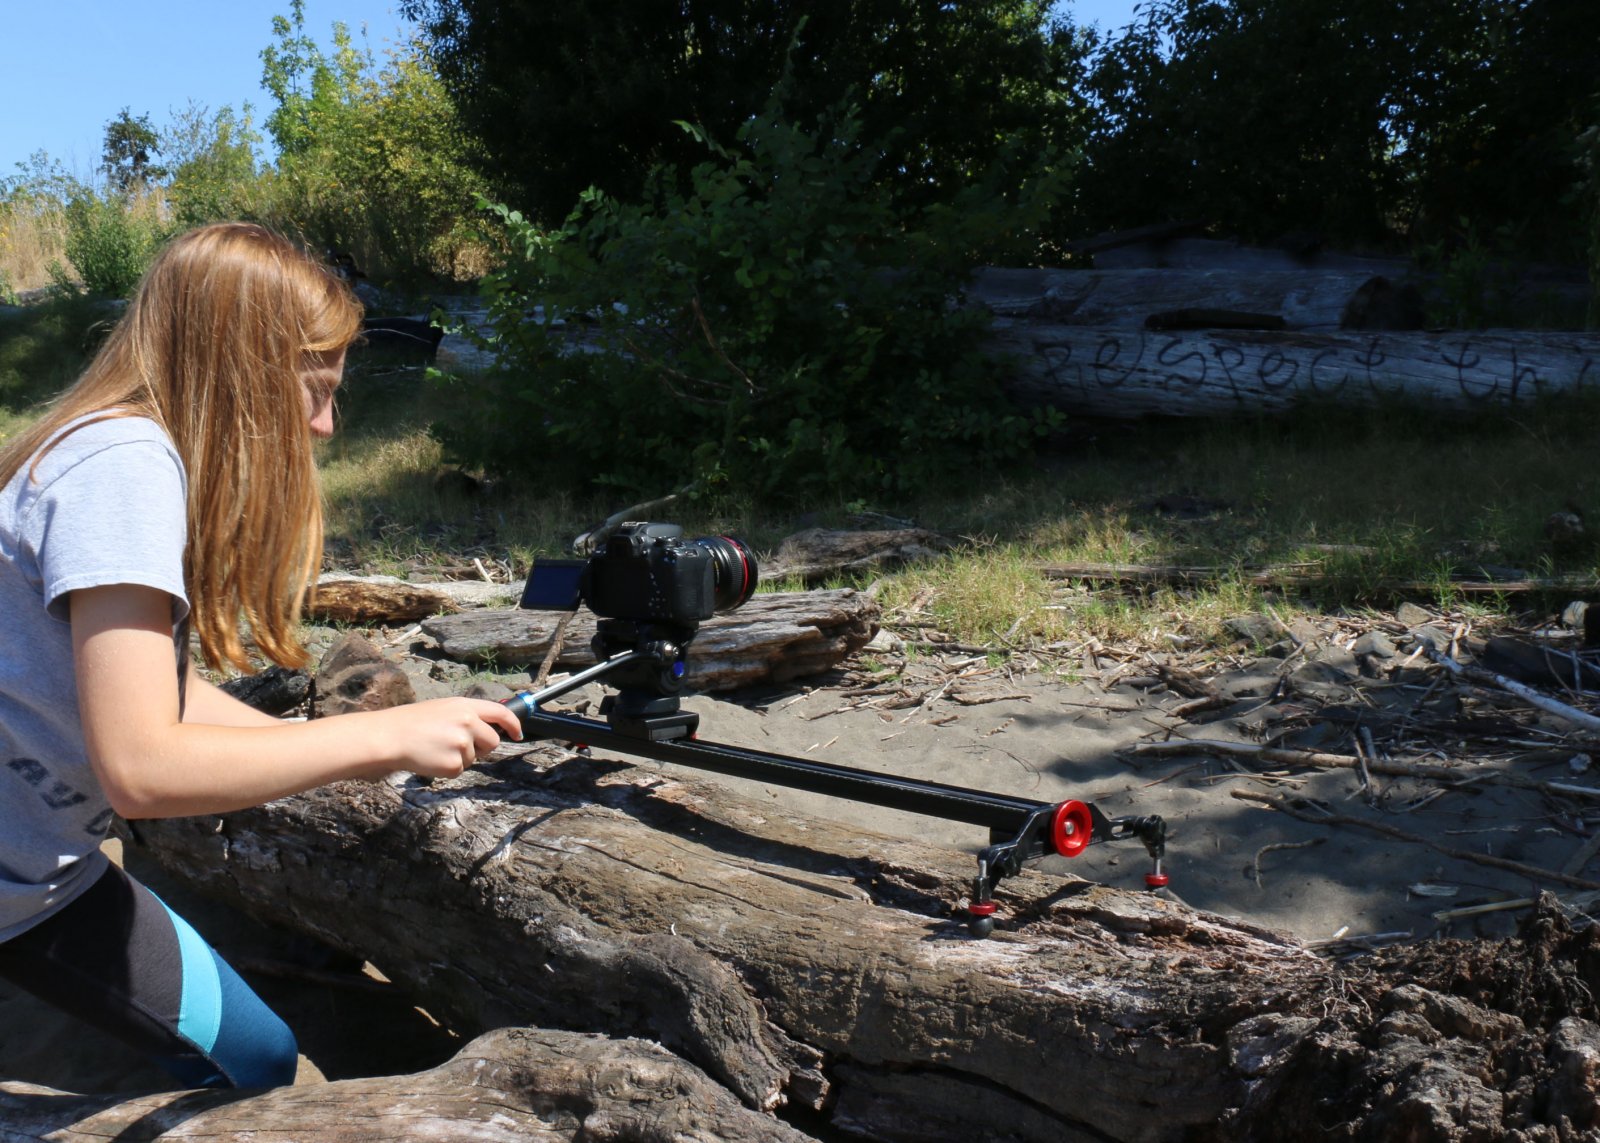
<box><xmin>694</xmin><ymin>536</ymin><xmax>758</xmax><ymax>612</ymax></box>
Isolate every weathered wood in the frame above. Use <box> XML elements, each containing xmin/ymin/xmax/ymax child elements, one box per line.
<box><xmin>309</xmin><ymin>576</ymin><xmax>459</xmax><ymax>623</ymax></box>
<box><xmin>218</xmin><ymin>666</ymin><xmax>309</xmax><ymax>716</ymax></box>
<box><xmin>420</xmin><ymin>589</ymin><xmax>878</xmax><ymax>690</ymax></box>
<box><xmin>762</xmin><ymin>528</ymin><xmax>951</xmax><ymax>584</ymax></box>
<box><xmin>1034</xmin><ymin>559</ymin><xmax>1593</xmax><ymax>596</ymax></box>
<box><xmin>969</xmin><ymin>267</ymin><xmax>1409</xmax><ymax>330</ymax></box>
<box><xmin>0</xmin><ymin>1026</ymin><xmax>814</xmax><ymax>1142</ymax></box>
<box><xmin>131</xmin><ymin>745</ymin><xmax>1600</xmax><ymax>1142</ymax></box>
<box><xmin>992</xmin><ymin>325</ymin><xmax>1600</xmax><ymax>418</ymax></box>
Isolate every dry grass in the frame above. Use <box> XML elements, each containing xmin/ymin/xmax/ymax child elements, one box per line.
<box><xmin>0</xmin><ymin>200</ymin><xmax>70</xmax><ymax>296</ymax></box>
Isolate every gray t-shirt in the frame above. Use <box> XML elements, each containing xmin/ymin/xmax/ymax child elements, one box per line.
<box><xmin>0</xmin><ymin>414</ymin><xmax>188</xmax><ymax>942</ymax></box>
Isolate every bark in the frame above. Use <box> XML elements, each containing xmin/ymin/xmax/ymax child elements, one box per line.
<box><xmin>309</xmin><ymin>576</ymin><xmax>460</xmax><ymax>623</ymax></box>
<box><xmin>0</xmin><ymin>1026</ymin><xmax>815</xmax><ymax>1142</ymax></box>
<box><xmin>420</xmin><ymin>589</ymin><xmax>878</xmax><ymax>690</ymax></box>
<box><xmin>969</xmin><ymin>267</ymin><xmax>1413</xmax><ymax>331</ymax></box>
<box><xmin>992</xmin><ymin>325</ymin><xmax>1600</xmax><ymax>418</ymax></box>
<box><xmin>131</xmin><ymin>742</ymin><xmax>1600</xmax><ymax>1142</ymax></box>
<box><xmin>762</xmin><ymin>529</ymin><xmax>951</xmax><ymax>584</ymax></box>
<box><xmin>309</xmin><ymin>576</ymin><xmax>558</xmax><ymax>624</ymax></box>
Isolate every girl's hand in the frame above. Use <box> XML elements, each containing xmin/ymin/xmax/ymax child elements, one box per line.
<box><xmin>366</xmin><ymin>697</ymin><xmax>524</xmax><ymax>780</ymax></box>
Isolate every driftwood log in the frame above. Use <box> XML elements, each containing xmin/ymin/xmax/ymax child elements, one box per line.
<box><xmin>420</xmin><ymin>589</ymin><xmax>878</xmax><ymax>690</ymax></box>
<box><xmin>762</xmin><ymin>528</ymin><xmax>952</xmax><ymax>584</ymax></box>
<box><xmin>0</xmin><ymin>1026</ymin><xmax>811</xmax><ymax>1142</ymax></box>
<box><xmin>310</xmin><ymin>575</ymin><xmax>522</xmax><ymax>623</ymax></box>
<box><xmin>970</xmin><ymin>267</ymin><xmax>1421</xmax><ymax>331</ymax></box>
<box><xmin>992</xmin><ymin>325</ymin><xmax>1600</xmax><ymax>418</ymax></box>
<box><xmin>131</xmin><ymin>746</ymin><xmax>1600</xmax><ymax>1142</ymax></box>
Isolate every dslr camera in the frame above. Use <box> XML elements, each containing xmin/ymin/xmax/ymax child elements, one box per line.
<box><xmin>521</xmin><ymin>522</ymin><xmax>757</xmax><ymax>630</ymax></box>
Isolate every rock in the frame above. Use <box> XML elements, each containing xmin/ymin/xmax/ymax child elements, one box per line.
<box><xmin>1224</xmin><ymin>615</ymin><xmax>1280</xmax><ymax>646</ymax></box>
<box><xmin>315</xmin><ymin>633</ymin><xmax>416</xmax><ymax>717</ymax></box>
<box><xmin>1405</xmin><ymin>626</ymin><xmax>1452</xmax><ymax>655</ymax></box>
<box><xmin>1396</xmin><ymin>602</ymin><xmax>1433</xmax><ymax>628</ymax></box>
<box><xmin>1351</xmin><ymin>632</ymin><xmax>1396</xmax><ymax>659</ymax></box>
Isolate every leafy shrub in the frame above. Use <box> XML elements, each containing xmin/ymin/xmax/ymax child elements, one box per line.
<box><xmin>258</xmin><ymin>1</ymin><xmax>492</xmax><ymax>283</ymax></box>
<box><xmin>165</xmin><ymin>103</ymin><xmax>268</xmax><ymax>229</ymax></box>
<box><xmin>62</xmin><ymin>191</ymin><xmax>169</xmax><ymax>297</ymax></box>
<box><xmin>430</xmin><ymin>102</ymin><xmax>1060</xmax><ymax>502</ymax></box>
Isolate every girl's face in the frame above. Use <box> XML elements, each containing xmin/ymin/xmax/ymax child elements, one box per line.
<box><xmin>299</xmin><ymin>348</ymin><xmax>346</xmax><ymax>439</ymax></box>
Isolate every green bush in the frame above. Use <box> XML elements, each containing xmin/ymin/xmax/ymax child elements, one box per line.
<box><xmin>62</xmin><ymin>192</ymin><xmax>168</xmax><ymax>297</ymax></box>
<box><xmin>258</xmin><ymin>2</ymin><xmax>491</xmax><ymax>283</ymax></box>
<box><xmin>429</xmin><ymin>102</ymin><xmax>1060</xmax><ymax>502</ymax></box>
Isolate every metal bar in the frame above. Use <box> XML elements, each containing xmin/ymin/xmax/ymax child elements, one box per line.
<box><xmin>512</xmin><ymin>705</ymin><xmax>1050</xmax><ymax>833</ymax></box>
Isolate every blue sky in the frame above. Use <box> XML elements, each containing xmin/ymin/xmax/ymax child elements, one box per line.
<box><xmin>3</xmin><ymin>1</ymin><xmax>1142</xmax><ymax>180</ymax></box>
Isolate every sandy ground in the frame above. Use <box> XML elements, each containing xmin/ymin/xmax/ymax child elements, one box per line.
<box><xmin>4</xmin><ymin>605</ymin><xmax>1593</xmax><ymax>1096</ymax></box>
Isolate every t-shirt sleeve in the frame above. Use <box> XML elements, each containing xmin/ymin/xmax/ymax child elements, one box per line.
<box><xmin>23</xmin><ymin>437</ymin><xmax>190</xmax><ymax>622</ymax></box>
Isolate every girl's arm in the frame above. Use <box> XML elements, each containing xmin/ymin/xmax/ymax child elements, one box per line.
<box><xmin>72</xmin><ymin>583</ymin><xmax>522</xmax><ymax>820</ymax></box>
<box><xmin>183</xmin><ymin>668</ymin><xmax>288</xmax><ymax>729</ymax></box>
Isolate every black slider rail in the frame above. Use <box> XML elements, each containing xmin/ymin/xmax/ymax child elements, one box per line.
<box><xmin>503</xmin><ymin>650</ymin><xmax>1168</xmax><ymax>937</ymax></box>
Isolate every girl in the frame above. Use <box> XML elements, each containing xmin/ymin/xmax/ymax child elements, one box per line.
<box><xmin>0</xmin><ymin>223</ymin><xmax>521</xmax><ymax>1089</ymax></box>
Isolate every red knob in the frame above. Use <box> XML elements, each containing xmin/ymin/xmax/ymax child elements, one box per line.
<box><xmin>1050</xmin><ymin>800</ymin><xmax>1093</xmax><ymax>858</ymax></box>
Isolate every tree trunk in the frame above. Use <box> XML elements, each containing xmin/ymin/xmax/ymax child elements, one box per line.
<box><xmin>419</xmin><ymin>589</ymin><xmax>879</xmax><ymax>690</ymax></box>
<box><xmin>130</xmin><ymin>744</ymin><xmax>1600</xmax><ymax>1142</ymax></box>
<box><xmin>0</xmin><ymin>1026</ymin><xmax>814</xmax><ymax>1142</ymax></box>
<box><xmin>968</xmin><ymin>267</ymin><xmax>1418</xmax><ymax>330</ymax></box>
<box><xmin>991</xmin><ymin>325</ymin><xmax>1600</xmax><ymax>418</ymax></box>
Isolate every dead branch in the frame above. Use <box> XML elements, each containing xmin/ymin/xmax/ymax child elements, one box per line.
<box><xmin>1128</xmin><ymin>738</ymin><xmax>1600</xmax><ymax>800</ymax></box>
<box><xmin>1423</xmin><ymin>646</ymin><xmax>1600</xmax><ymax>734</ymax></box>
<box><xmin>1230</xmin><ymin>789</ymin><xmax>1600</xmax><ymax>892</ymax></box>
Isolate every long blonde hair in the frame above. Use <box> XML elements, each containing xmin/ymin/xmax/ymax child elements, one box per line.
<box><xmin>0</xmin><ymin>222</ymin><xmax>362</xmax><ymax>671</ymax></box>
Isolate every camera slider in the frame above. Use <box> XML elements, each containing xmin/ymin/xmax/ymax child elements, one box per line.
<box><xmin>502</xmin><ymin>649</ymin><xmax>1169</xmax><ymax>937</ymax></box>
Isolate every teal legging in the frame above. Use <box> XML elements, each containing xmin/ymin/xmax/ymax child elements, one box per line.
<box><xmin>0</xmin><ymin>862</ymin><xmax>298</xmax><ymax>1089</ymax></box>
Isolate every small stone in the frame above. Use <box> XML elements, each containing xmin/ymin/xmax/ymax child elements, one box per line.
<box><xmin>1395</xmin><ymin>602</ymin><xmax>1432</xmax><ymax>627</ymax></box>
<box><xmin>315</xmin><ymin>632</ymin><xmax>416</xmax><ymax>716</ymax></box>
<box><xmin>1351</xmin><ymin>632</ymin><xmax>1396</xmax><ymax>659</ymax></box>
<box><xmin>1224</xmin><ymin>615</ymin><xmax>1280</xmax><ymax>646</ymax></box>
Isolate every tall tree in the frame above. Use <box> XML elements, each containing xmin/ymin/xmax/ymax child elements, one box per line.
<box><xmin>101</xmin><ymin>108</ymin><xmax>166</xmax><ymax>193</ymax></box>
<box><xmin>1074</xmin><ymin>0</ymin><xmax>1600</xmax><ymax>257</ymax></box>
<box><xmin>400</xmin><ymin>0</ymin><xmax>1086</xmax><ymax>223</ymax></box>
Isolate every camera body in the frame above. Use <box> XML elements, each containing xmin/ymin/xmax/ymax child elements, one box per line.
<box><xmin>520</xmin><ymin>521</ymin><xmax>756</xmax><ymax>628</ymax></box>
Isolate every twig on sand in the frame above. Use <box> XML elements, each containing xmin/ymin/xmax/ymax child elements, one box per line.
<box><xmin>1229</xmin><ymin>788</ymin><xmax>1600</xmax><ymax>891</ymax></box>
<box><xmin>1250</xmin><ymin>837</ymin><xmax>1325</xmax><ymax>888</ymax></box>
<box><xmin>1128</xmin><ymin>737</ymin><xmax>1600</xmax><ymax>800</ymax></box>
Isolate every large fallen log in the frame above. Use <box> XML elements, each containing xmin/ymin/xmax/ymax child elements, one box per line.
<box><xmin>420</xmin><ymin>589</ymin><xmax>878</xmax><ymax>690</ymax></box>
<box><xmin>0</xmin><ymin>1026</ymin><xmax>813</xmax><ymax>1142</ymax></box>
<box><xmin>992</xmin><ymin>325</ymin><xmax>1600</xmax><ymax>418</ymax></box>
<box><xmin>132</xmin><ymin>744</ymin><xmax>1600</xmax><ymax>1142</ymax></box>
<box><xmin>969</xmin><ymin>267</ymin><xmax>1418</xmax><ymax>330</ymax></box>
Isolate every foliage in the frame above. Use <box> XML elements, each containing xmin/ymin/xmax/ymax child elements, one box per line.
<box><xmin>100</xmin><ymin>108</ymin><xmax>167</xmax><ymax>194</ymax></box>
<box><xmin>164</xmin><ymin>102</ymin><xmax>267</xmax><ymax>229</ymax></box>
<box><xmin>430</xmin><ymin>103</ymin><xmax>1060</xmax><ymax>501</ymax></box>
<box><xmin>1074</xmin><ymin>0</ymin><xmax>1600</xmax><ymax>258</ymax></box>
<box><xmin>61</xmin><ymin>190</ymin><xmax>170</xmax><ymax>298</ymax></box>
<box><xmin>1580</xmin><ymin>106</ymin><xmax>1600</xmax><ymax>328</ymax></box>
<box><xmin>258</xmin><ymin>0</ymin><xmax>492</xmax><ymax>283</ymax></box>
<box><xmin>402</xmin><ymin>0</ymin><xmax>1086</xmax><ymax>228</ymax></box>
<box><xmin>0</xmin><ymin>153</ymin><xmax>79</xmax><ymax>296</ymax></box>
<box><xmin>0</xmin><ymin>293</ymin><xmax>117</xmax><ymax>417</ymax></box>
